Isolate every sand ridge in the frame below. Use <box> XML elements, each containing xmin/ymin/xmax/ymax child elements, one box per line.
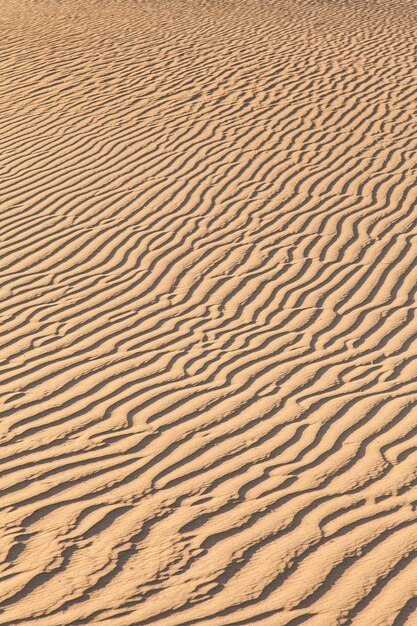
<box><xmin>1</xmin><ymin>0</ymin><xmax>417</xmax><ymax>624</ymax></box>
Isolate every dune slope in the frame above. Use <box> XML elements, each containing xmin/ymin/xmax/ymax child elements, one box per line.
<box><xmin>1</xmin><ymin>0</ymin><xmax>417</xmax><ymax>624</ymax></box>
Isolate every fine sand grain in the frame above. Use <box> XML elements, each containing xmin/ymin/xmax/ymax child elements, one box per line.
<box><xmin>1</xmin><ymin>0</ymin><xmax>417</xmax><ymax>624</ymax></box>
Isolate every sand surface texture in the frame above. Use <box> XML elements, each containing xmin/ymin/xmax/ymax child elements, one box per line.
<box><xmin>1</xmin><ymin>0</ymin><xmax>417</xmax><ymax>623</ymax></box>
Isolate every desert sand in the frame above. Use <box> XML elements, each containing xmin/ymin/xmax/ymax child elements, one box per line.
<box><xmin>1</xmin><ymin>0</ymin><xmax>417</xmax><ymax>623</ymax></box>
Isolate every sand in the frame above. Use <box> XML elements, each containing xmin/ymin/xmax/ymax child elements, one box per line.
<box><xmin>1</xmin><ymin>0</ymin><xmax>417</xmax><ymax>623</ymax></box>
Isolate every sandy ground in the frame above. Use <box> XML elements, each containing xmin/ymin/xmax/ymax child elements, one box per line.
<box><xmin>1</xmin><ymin>0</ymin><xmax>417</xmax><ymax>623</ymax></box>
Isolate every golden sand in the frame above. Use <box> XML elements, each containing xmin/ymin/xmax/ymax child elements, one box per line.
<box><xmin>1</xmin><ymin>0</ymin><xmax>417</xmax><ymax>623</ymax></box>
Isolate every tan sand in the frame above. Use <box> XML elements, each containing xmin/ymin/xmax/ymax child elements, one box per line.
<box><xmin>1</xmin><ymin>0</ymin><xmax>417</xmax><ymax>623</ymax></box>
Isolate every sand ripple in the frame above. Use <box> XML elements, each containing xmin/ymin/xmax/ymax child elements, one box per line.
<box><xmin>1</xmin><ymin>0</ymin><xmax>417</xmax><ymax>624</ymax></box>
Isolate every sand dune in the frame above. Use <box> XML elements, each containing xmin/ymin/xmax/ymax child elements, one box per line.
<box><xmin>1</xmin><ymin>0</ymin><xmax>417</xmax><ymax>623</ymax></box>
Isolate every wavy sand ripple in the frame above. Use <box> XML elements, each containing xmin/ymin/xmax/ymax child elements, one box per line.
<box><xmin>1</xmin><ymin>0</ymin><xmax>417</xmax><ymax>624</ymax></box>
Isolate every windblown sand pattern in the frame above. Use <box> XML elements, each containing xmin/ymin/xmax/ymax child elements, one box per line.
<box><xmin>1</xmin><ymin>0</ymin><xmax>417</xmax><ymax>623</ymax></box>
